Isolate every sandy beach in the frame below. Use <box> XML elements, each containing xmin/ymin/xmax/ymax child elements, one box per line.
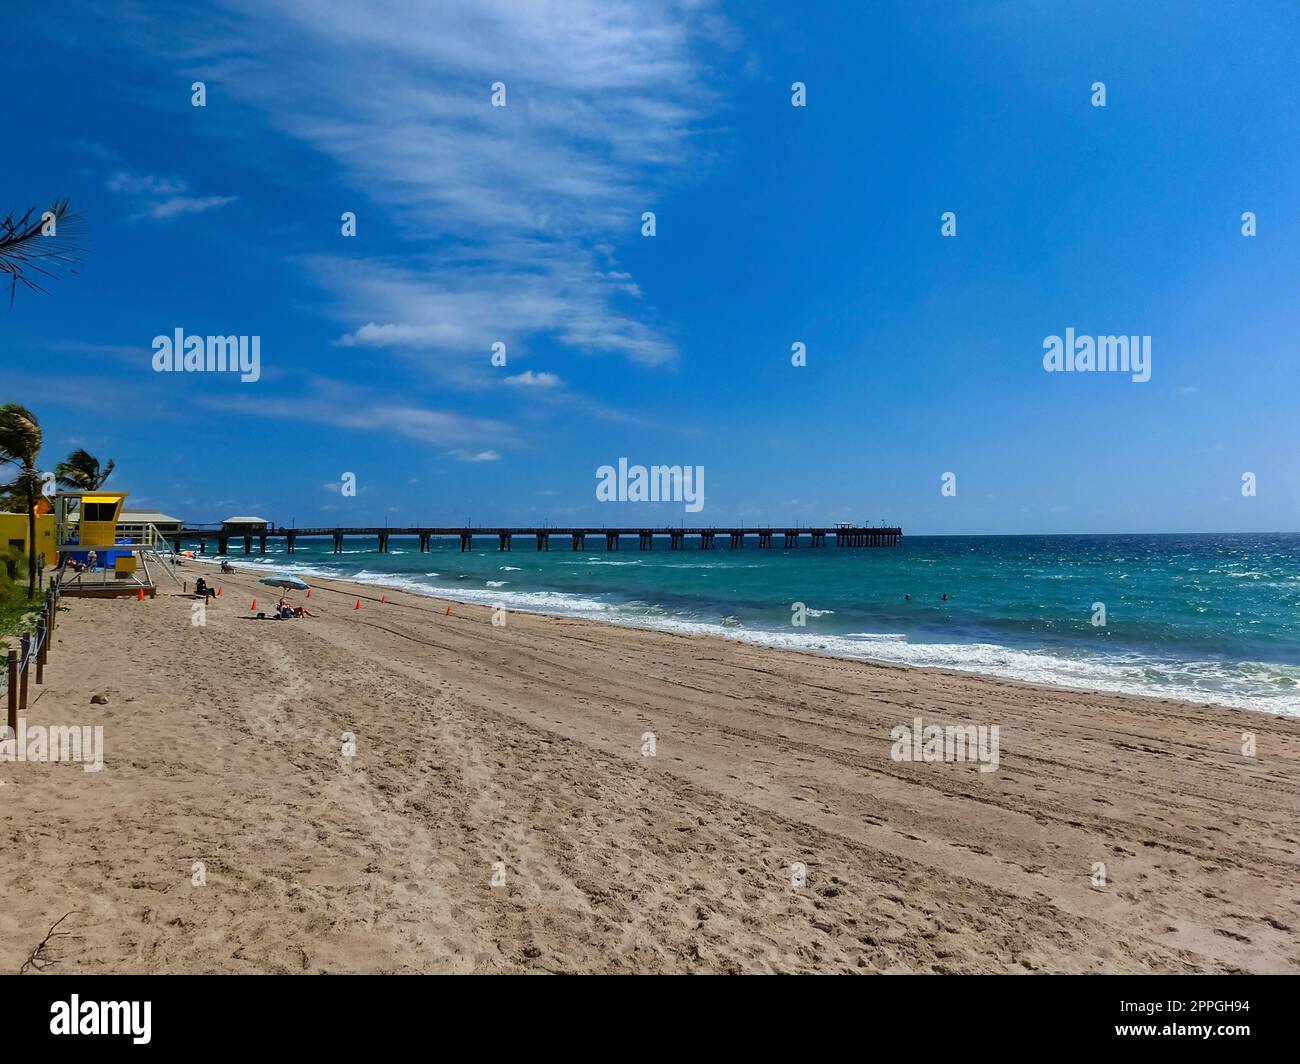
<box><xmin>2</xmin><ymin>564</ymin><xmax>1298</xmax><ymax>974</ymax></box>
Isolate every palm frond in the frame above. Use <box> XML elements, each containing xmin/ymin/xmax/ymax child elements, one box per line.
<box><xmin>0</xmin><ymin>199</ymin><xmax>86</xmax><ymax>305</ymax></box>
<box><xmin>54</xmin><ymin>446</ymin><xmax>113</xmax><ymax>489</ymax></box>
<box><xmin>0</xmin><ymin>403</ymin><xmax>43</xmax><ymax>467</ymax></box>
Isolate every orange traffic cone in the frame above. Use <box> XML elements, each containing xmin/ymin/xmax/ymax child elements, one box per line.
<box><xmin>445</xmin><ymin>605</ymin><xmax>451</xmax><ymax>616</ymax></box>
<box><xmin>216</xmin><ymin>586</ymin><xmax>222</xmax><ymax>597</ymax></box>
<box><xmin>354</xmin><ymin>598</ymin><xmax>361</xmax><ymax>610</ymax></box>
<box><xmin>380</xmin><ymin>594</ymin><xmax>386</xmax><ymax>604</ymax></box>
<box><xmin>306</xmin><ymin>589</ymin><xmax>311</xmax><ymax>598</ymax></box>
<box><xmin>137</xmin><ymin>588</ymin><xmax>145</xmax><ymax>601</ymax></box>
<box><xmin>250</xmin><ymin>598</ymin><xmax>257</xmax><ymax>611</ymax></box>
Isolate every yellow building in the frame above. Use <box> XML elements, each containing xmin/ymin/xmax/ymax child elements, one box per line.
<box><xmin>0</xmin><ymin>498</ymin><xmax>57</xmax><ymax>570</ymax></box>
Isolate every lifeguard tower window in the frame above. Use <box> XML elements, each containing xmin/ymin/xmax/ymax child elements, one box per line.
<box><xmin>82</xmin><ymin>503</ymin><xmax>117</xmax><ymax>522</ymax></box>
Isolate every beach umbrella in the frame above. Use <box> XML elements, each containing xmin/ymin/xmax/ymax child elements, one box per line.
<box><xmin>259</xmin><ymin>575</ymin><xmax>309</xmax><ymax>590</ymax></box>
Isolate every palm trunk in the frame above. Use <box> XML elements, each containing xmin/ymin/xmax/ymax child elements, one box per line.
<box><xmin>25</xmin><ymin>475</ymin><xmax>37</xmax><ymax>599</ymax></box>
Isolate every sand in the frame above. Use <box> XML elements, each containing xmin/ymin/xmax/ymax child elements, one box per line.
<box><xmin>2</xmin><ymin>563</ymin><xmax>1297</xmax><ymax>974</ymax></box>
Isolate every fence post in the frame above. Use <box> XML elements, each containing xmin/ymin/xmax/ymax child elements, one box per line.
<box><xmin>7</xmin><ymin>650</ymin><xmax>17</xmax><ymax>733</ymax></box>
<box><xmin>18</xmin><ymin>633</ymin><xmax>30</xmax><ymax>711</ymax></box>
<box><xmin>36</xmin><ymin>622</ymin><xmax>46</xmax><ymax>685</ymax></box>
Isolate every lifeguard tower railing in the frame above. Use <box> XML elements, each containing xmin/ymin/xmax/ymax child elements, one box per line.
<box><xmin>54</xmin><ymin>521</ymin><xmax>184</xmax><ymax>596</ymax></box>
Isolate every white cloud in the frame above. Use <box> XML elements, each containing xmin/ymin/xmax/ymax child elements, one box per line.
<box><xmin>107</xmin><ymin>172</ymin><xmax>185</xmax><ymax>196</ymax></box>
<box><xmin>207</xmin><ymin>380</ymin><xmax>516</xmax><ymax>450</ymax></box>
<box><xmin>453</xmin><ymin>449</ymin><xmax>501</xmax><ymax>462</ymax></box>
<box><xmin>313</xmin><ymin>248</ymin><xmax>676</xmax><ymax>366</ymax></box>
<box><xmin>176</xmin><ymin>0</ymin><xmax>721</xmax><ymax>366</ymax></box>
<box><xmin>107</xmin><ymin>170</ymin><xmax>238</xmax><ymax>222</ymax></box>
<box><xmin>148</xmin><ymin>195</ymin><xmax>239</xmax><ymax>220</ymax></box>
<box><xmin>504</xmin><ymin>371</ymin><xmax>561</xmax><ymax>389</ymax></box>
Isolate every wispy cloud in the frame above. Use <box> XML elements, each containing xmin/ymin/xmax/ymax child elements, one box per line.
<box><xmin>205</xmin><ymin>379</ymin><xmax>517</xmax><ymax>450</ymax></box>
<box><xmin>318</xmin><ymin>248</ymin><xmax>676</xmax><ymax>366</ymax></box>
<box><xmin>149</xmin><ymin>194</ymin><xmax>239</xmax><ymax>220</ymax></box>
<box><xmin>504</xmin><ymin>370</ymin><xmax>561</xmax><ymax>389</ymax></box>
<box><xmin>173</xmin><ymin>0</ymin><xmax>721</xmax><ymax>367</ymax></box>
<box><xmin>107</xmin><ymin>170</ymin><xmax>238</xmax><ymax>222</ymax></box>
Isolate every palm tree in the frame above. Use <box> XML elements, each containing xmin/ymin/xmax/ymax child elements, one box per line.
<box><xmin>0</xmin><ymin>199</ymin><xmax>84</xmax><ymax>305</ymax></box>
<box><xmin>0</xmin><ymin>404</ymin><xmax>44</xmax><ymax>599</ymax></box>
<box><xmin>55</xmin><ymin>448</ymin><xmax>115</xmax><ymax>491</ymax></box>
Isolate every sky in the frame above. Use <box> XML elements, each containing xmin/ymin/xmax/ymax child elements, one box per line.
<box><xmin>4</xmin><ymin>0</ymin><xmax>1299</xmax><ymax>534</ymax></box>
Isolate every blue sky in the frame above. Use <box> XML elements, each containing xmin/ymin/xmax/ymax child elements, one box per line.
<box><xmin>5</xmin><ymin>0</ymin><xmax>1298</xmax><ymax>533</ymax></box>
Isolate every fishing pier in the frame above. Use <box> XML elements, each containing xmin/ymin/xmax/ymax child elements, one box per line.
<box><xmin>174</xmin><ymin>525</ymin><xmax>903</xmax><ymax>555</ymax></box>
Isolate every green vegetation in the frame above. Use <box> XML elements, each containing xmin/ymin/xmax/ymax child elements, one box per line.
<box><xmin>0</xmin><ymin>546</ymin><xmax>44</xmax><ymax>643</ymax></box>
<box><xmin>0</xmin><ymin>404</ymin><xmax>43</xmax><ymax>600</ymax></box>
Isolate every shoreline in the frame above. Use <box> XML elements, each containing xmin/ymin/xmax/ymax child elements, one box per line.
<box><xmin>4</xmin><ymin>562</ymin><xmax>1297</xmax><ymax>973</ymax></box>
<box><xmin>195</xmin><ymin>555</ymin><xmax>1297</xmax><ymax>719</ymax></box>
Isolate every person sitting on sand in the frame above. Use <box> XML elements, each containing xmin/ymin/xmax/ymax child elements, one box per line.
<box><xmin>221</xmin><ymin>560</ymin><xmax>234</xmax><ymax>574</ymax></box>
<box><xmin>195</xmin><ymin>576</ymin><xmax>215</xmax><ymax>602</ymax></box>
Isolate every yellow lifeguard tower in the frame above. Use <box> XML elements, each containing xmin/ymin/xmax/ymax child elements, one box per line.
<box><xmin>53</xmin><ymin>491</ymin><xmax>181</xmax><ymax>597</ymax></box>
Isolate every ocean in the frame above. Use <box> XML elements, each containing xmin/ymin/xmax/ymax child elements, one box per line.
<box><xmin>206</xmin><ymin>532</ymin><xmax>1300</xmax><ymax>717</ymax></box>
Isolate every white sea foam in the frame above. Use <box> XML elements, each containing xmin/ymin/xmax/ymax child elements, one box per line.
<box><xmin>195</xmin><ymin>557</ymin><xmax>1300</xmax><ymax>718</ymax></box>
<box><xmin>440</xmin><ymin>587</ymin><xmax>1300</xmax><ymax>716</ymax></box>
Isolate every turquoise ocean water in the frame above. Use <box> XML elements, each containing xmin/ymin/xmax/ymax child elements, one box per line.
<box><xmin>206</xmin><ymin>533</ymin><xmax>1300</xmax><ymax>717</ymax></box>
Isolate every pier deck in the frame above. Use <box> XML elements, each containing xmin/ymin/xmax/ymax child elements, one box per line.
<box><xmin>173</xmin><ymin>526</ymin><xmax>902</xmax><ymax>555</ymax></box>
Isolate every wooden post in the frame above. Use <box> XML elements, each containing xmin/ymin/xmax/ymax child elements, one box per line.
<box><xmin>18</xmin><ymin>633</ymin><xmax>30</xmax><ymax>711</ymax></box>
<box><xmin>6</xmin><ymin>650</ymin><xmax>16</xmax><ymax>734</ymax></box>
<box><xmin>35</xmin><ymin>622</ymin><xmax>45</xmax><ymax>684</ymax></box>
